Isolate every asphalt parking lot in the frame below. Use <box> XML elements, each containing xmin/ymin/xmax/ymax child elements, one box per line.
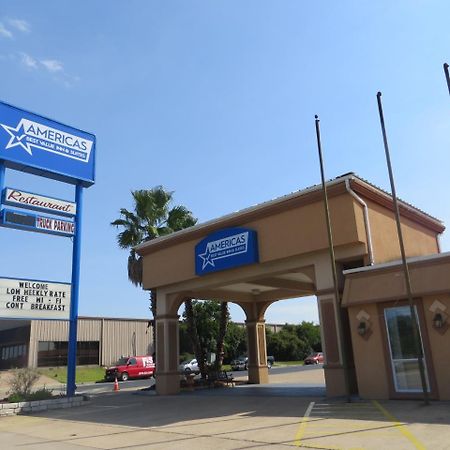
<box><xmin>1</xmin><ymin>368</ymin><xmax>450</xmax><ymax>449</ymax></box>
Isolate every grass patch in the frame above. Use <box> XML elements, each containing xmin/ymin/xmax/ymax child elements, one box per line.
<box><xmin>38</xmin><ymin>366</ymin><xmax>105</xmax><ymax>384</ymax></box>
<box><xmin>274</xmin><ymin>361</ymin><xmax>304</xmax><ymax>366</ymax></box>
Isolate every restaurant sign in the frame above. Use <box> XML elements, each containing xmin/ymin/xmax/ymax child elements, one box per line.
<box><xmin>2</xmin><ymin>187</ymin><xmax>76</xmax><ymax>217</ymax></box>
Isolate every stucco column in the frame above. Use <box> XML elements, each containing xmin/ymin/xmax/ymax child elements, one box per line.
<box><xmin>317</xmin><ymin>292</ymin><xmax>348</xmax><ymax>397</ymax></box>
<box><xmin>246</xmin><ymin>319</ymin><xmax>269</xmax><ymax>384</ymax></box>
<box><xmin>155</xmin><ymin>313</ymin><xmax>180</xmax><ymax>395</ymax></box>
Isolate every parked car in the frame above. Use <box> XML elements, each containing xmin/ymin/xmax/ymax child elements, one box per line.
<box><xmin>179</xmin><ymin>358</ymin><xmax>200</xmax><ymax>374</ymax></box>
<box><xmin>304</xmin><ymin>352</ymin><xmax>324</xmax><ymax>365</ymax></box>
<box><xmin>105</xmin><ymin>355</ymin><xmax>155</xmax><ymax>381</ymax></box>
<box><xmin>231</xmin><ymin>355</ymin><xmax>275</xmax><ymax>370</ymax></box>
<box><xmin>231</xmin><ymin>356</ymin><xmax>248</xmax><ymax>371</ymax></box>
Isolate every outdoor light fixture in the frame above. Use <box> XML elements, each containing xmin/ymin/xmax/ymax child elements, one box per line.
<box><xmin>356</xmin><ymin>310</ymin><xmax>372</xmax><ymax>340</ymax></box>
<box><xmin>433</xmin><ymin>312</ymin><xmax>445</xmax><ymax>329</ymax></box>
<box><xmin>357</xmin><ymin>321</ymin><xmax>367</xmax><ymax>336</ymax></box>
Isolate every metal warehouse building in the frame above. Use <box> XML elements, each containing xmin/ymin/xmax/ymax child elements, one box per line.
<box><xmin>0</xmin><ymin>316</ymin><xmax>154</xmax><ymax>370</ymax></box>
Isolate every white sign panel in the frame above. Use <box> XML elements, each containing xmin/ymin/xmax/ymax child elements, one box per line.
<box><xmin>0</xmin><ymin>278</ymin><xmax>71</xmax><ymax>320</ymax></box>
<box><xmin>35</xmin><ymin>216</ymin><xmax>75</xmax><ymax>236</ymax></box>
<box><xmin>3</xmin><ymin>188</ymin><xmax>76</xmax><ymax>217</ymax></box>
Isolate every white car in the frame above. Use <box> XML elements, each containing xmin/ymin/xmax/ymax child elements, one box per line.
<box><xmin>179</xmin><ymin>358</ymin><xmax>199</xmax><ymax>374</ymax></box>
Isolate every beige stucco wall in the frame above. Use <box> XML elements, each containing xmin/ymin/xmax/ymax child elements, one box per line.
<box><xmin>347</xmin><ymin>304</ymin><xmax>390</xmax><ymax>399</ymax></box>
<box><xmin>365</xmin><ymin>198</ymin><xmax>439</xmax><ymax>264</ymax></box>
<box><xmin>344</xmin><ymin>256</ymin><xmax>450</xmax><ymax>400</ymax></box>
<box><xmin>422</xmin><ymin>294</ymin><xmax>450</xmax><ymax>400</ymax></box>
<box><xmin>142</xmin><ymin>193</ymin><xmax>364</xmax><ymax>289</ymax></box>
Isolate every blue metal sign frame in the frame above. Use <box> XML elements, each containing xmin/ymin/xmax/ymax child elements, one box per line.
<box><xmin>0</xmin><ymin>100</ymin><xmax>95</xmax><ymax>187</ymax></box>
<box><xmin>0</xmin><ymin>100</ymin><xmax>95</xmax><ymax>397</ymax></box>
<box><xmin>195</xmin><ymin>227</ymin><xmax>259</xmax><ymax>276</ymax></box>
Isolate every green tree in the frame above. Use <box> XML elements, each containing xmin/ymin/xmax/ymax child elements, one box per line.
<box><xmin>181</xmin><ymin>300</ymin><xmax>233</xmax><ymax>375</ymax></box>
<box><xmin>111</xmin><ymin>186</ymin><xmax>197</xmax><ymax>346</ymax></box>
<box><xmin>296</xmin><ymin>321</ymin><xmax>322</xmax><ymax>352</ymax></box>
<box><xmin>223</xmin><ymin>322</ymin><xmax>247</xmax><ymax>362</ymax></box>
<box><xmin>266</xmin><ymin>326</ymin><xmax>311</xmax><ymax>361</ymax></box>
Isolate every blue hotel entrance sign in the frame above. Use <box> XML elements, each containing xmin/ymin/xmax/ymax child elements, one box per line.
<box><xmin>195</xmin><ymin>227</ymin><xmax>259</xmax><ymax>276</ymax></box>
<box><xmin>0</xmin><ymin>100</ymin><xmax>96</xmax><ymax>397</ymax></box>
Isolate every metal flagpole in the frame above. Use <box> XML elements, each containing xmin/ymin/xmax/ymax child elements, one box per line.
<box><xmin>67</xmin><ymin>184</ymin><xmax>84</xmax><ymax>397</ymax></box>
<box><xmin>376</xmin><ymin>92</ymin><xmax>429</xmax><ymax>405</ymax></box>
<box><xmin>444</xmin><ymin>63</ymin><xmax>450</xmax><ymax>96</ymax></box>
<box><xmin>314</xmin><ymin>115</ymin><xmax>351</xmax><ymax>402</ymax></box>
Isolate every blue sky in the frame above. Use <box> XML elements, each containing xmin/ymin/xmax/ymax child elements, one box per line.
<box><xmin>0</xmin><ymin>1</ymin><xmax>449</xmax><ymax>325</ymax></box>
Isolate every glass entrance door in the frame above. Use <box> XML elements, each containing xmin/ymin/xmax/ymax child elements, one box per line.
<box><xmin>384</xmin><ymin>305</ymin><xmax>429</xmax><ymax>393</ymax></box>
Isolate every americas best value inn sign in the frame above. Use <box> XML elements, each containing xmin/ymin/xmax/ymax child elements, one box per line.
<box><xmin>0</xmin><ymin>277</ymin><xmax>71</xmax><ymax>320</ymax></box>
<box><xmin>195</xmin><ymin>227</ymin><xmax>259</xmax><ymax>276</ymax></box>
<box><xmin>0</xmin><ymin>101</ymin><xmax>95</xmax><ymax>186</ymax></box>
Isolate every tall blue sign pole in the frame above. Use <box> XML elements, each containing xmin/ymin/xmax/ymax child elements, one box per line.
<box><xmin>0</xmin><ymin>101</ymin><xmax>95</xmax><ymax>398</ymax></box>
<box><xmin>0</xmin><ymin>163</ymin><xmax>5</xmax><ymax>196</ymax></box>
<box><xmin>67</xmin><ymin>184</ymin><xmax>83</xmax><ymax>397</ymax></box>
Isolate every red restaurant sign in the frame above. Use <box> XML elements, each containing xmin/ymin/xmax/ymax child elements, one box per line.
<box><xmin>3</xmin><ymin>187</ymin><xmax>76</xmax><ymax>217</ymax></box>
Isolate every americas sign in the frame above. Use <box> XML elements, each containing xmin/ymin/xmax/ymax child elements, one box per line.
<box><xmin>0</xmin><ymin>101</ymin><xmax>95</xmax><ymax>187</ymax></box>
<box><xmin>195</xmin><ymin>227</ymin><xmax>259</xmax><ymax>276</ymax></box>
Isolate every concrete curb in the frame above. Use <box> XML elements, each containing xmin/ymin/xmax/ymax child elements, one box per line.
<box><xmin>0</xmin><ymin>395</ymin><xmax>87</xmax><ymax>416</ymax></box>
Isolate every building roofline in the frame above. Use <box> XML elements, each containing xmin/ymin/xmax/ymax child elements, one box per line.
<box><xmin>136</xmin><ymin>173</ymin><xmax>444</xmax><ymax>256</ymax></box>
<box><xmin>343</xmin><ymin>251</ymin><xmax>450</xmax><ymax>276</ymax></box>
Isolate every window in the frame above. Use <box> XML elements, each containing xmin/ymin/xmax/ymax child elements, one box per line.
<box><xmin>0</xmin><ymin>343</ymin><xmax>28</xmax><ymax>369</ymax></box>
<box><xmin>38</xmin><ymin>341</ymin><xmax>99</xmax><ymax>367</ymax></box>
<box><xmin>384</xmin><ymin>306</ymin><xmax>429</xmax><ymax>393</ymax></box>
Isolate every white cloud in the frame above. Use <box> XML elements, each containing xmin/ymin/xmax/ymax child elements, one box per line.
<box><xmin>8</xmin><ymin>18</ymin><xmax>30</xmax><ymax>33</ymax></box>
<box><xmin>0</xmin><ymin>22</ymin><xmax>12</xmax><ymax>39</ymax></box>
<box><xmin>20</xmin><ymin>52</ymin><xmax>38</xmax><ymax>69</ymax></box>
<box><xmin>40</xmin><ymin>59</ymin><xmax>64</xmax><ymax>73</ymax></box>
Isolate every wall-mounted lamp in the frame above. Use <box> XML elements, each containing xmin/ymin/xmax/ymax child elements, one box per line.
<box><xmin>433</xmin><ymin>312</ymin><xmax>445</xmax><ymax>329</ymax></box>
<box><xmin>429</xmin><ymin>300</ymin><xmax>448</xmax><ymax>334</ymax></box>
<box><xmin>356</xmin><ymin>310</ymin><xmax>372</xmax><ymax>340</ymax></box>
<box><xmin>357</xmin><ymin>321</ymin><xmax>368</xmax><ymax>336</ymax></box>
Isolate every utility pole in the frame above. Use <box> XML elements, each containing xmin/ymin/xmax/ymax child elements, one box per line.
<box><xmin>314</xmin><ymin>115</ymin><xmax>351</xmax><ymax>402</ymax></box>
<box><xmin>376</xmin><ymin>92</ymin><xmax>429</xmax><ymax>405</ymax></box>
<box><xmin>444</xmin><ymin>63</ymin><xmax>450</xmax><ymax>96</ymax></box>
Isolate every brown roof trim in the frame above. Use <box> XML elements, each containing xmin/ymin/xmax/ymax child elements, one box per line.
<box><xmin>350</xmin><ymin>178</ymin><xmax>445</xmax><ymax>233</ymax></box>
<box><xmin>136</xmin><ymin>173</ymin><xmax>445</xmax><ymax>256</ymax></box>
<box><xmin>343</xmin><ymin>251</ymin><xmax>450</xmax><ymax>279</ymax></box>
<box><xmin>136</xmin><ymin>177</ymin><xmax>348</xmax><ymax>255</ymax></box>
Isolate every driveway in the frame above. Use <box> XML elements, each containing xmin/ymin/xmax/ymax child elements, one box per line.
<box><xmin>2</xmin><ymin>366</ymin><xmax>450</xmax><ymax>449</ymax></box>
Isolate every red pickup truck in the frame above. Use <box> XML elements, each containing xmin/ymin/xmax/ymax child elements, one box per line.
<box><xmin>105</xmin><ymin>355</ymin><xmax>155</xmax><ymax>381</ymax></box>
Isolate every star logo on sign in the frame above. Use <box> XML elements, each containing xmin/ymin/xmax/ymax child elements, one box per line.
<box><xmin>198</xmin><ymin>247</ymin><xmax>215</xmax><ymax>270</ymax></box>
<box><xmin>1</xmin><ymin>120</ymin><xmax>33</xmax><ymax>155</ymax></box>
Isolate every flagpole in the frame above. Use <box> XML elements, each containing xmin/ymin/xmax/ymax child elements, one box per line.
<box><xmin>444</xmin><ymin>63</ymin><xmax>450</xmax><ymax>96</ymax></box>
<box><xmin>314</xmin><ymin>115</ymin><xmax>351</xmax><ymax>402</ymax></box>
<box><xmin>376</xmin><ymin>92</ymin><xmax>429</xmax><ymax>405</ymax></box>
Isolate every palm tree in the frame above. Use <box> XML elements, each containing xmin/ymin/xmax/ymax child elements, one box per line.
<box><xmin>111</xmin><ymin>186</ymin><xmax>197</xmax><ymax>348</ymax></box>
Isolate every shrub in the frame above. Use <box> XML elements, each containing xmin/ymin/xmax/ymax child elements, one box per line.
<box><xmin>179</xmin><ymin>352</ymin><xmax>194</xmax><ymax>363</ymax></box>
<box><xmin>27</xmin><ymin>388</ymin><xmax>54</xmax><ymax>401</ymax></box>
<box><xmin>8</xmin><ymin>368</ymin><xmax>40</xmax><ymax>397</ymax></box>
